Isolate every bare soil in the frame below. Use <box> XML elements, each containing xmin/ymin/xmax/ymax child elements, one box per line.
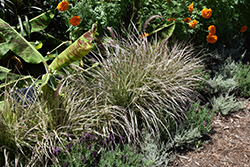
<box><xmin>169</xmin><ymin>98</ymin><xmax>250</xmax><ymax>167</ymax></box>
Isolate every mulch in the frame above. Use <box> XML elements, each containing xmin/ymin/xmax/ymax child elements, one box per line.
<box><xmin>169</xmin><ymin>98</ymin><xmax>250</xmax><ymax>167</ymax></box>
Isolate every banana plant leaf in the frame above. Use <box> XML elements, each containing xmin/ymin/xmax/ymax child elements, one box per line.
<box><xmin>0</xmin><ymin>18</ymin><xmax>48</xmax><ymax>70</ymax></box>
<box><xmin>49</xmin><ymin>23</ymin><xmax>98</xmax><ymax>71</ymax></box>
<box><xmin>150</xmin><ymin>21</ymin><xmax>175</xmax><ymax>39</ymax></box>
<box><xmin>18</xmin><ymin>10</ymin><xmax>55</xmax><ymax>36</ymax></box>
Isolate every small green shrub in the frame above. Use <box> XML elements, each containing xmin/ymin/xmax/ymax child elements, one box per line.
<box><xmin>99</xmin><ymin>144</ymin><xmax>143</xmax><ymax>167</ymax></box>
<box><xmin>206</xmin><ymin>75</ymin><xmax>237</xmax><ymax>94</ymax></box>
<box><xmin>204</xmin><ymin>52</ymin><xmax>240</xmax><ymax>95</ymax></box>
<box><xmin>211</xmin><ymin>92</ymin><xmax>244</xmax><ymax>115</ymax></box>
<box><xmin>53</xmin><ymin>129</ymin><xmax>143</xmax><ymax>167</ymax></box>
<box><xmin>169</xmin><ymin>101</ymin><xmax>213</xmax><ymax>149</ymax></box>
<box><xmin>185</xmin><ymin>101</ymin><xmax>214</xmax><ymax>135</ymax></box>
<box><xmin>138</xmin><ymin>0</ymin><xmax>249</xmax><ymax>47</ymax></box>
<box><xmin>141</xmin><ymin>101</ymin><xmax>214</xmax><ymax>166</ymax></box>
<box><xmin>141</xmin><ymin>131</ymin><xmax>175</xmax><ymax>167</ymax></box>
<box><xmin>235</xmin><ymin>62</ymin><xmax>250</xmax><ymax>97</ymax></box>
<box><xmin>44</xmin><ymin>0</ymin><xmax>133</xmax><ymax>37</ymax></box>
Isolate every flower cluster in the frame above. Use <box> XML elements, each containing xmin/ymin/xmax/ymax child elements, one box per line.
<box><xmin>201</xmin><ymin>8</ymin><xmax>212</xmax><ymax>19</ymax></box>
<box><xmin>57</xmin><ymin>1</ymin><xmax>81</xmax><ymax>26</ymax></box>
<box><xmin>189</xmin><ymin>20</ymin><xmax>197</xmax><ymax>29</ymax></box>
<box><xmin>207</xmin><ymin>25</ymin><xmax>217</xmax><ymax>44</ymax></box>
<box><xmin>186</xmin><ymin>3</ymin><xmax>199</xmax><ymax>28</ymax></box>
<box><xmin>184</xmin><ymin>17</ymin><xmax>191</xmax><ymax>23</ymax></box>
<box><xmin>57</xmin><ymin>1</ymin><xmax>69</xmax><ymax>12</ymax></box>
<box><xmin>188</xmin><ymin>3</ymin><xmax>194</xmax><ymax>13</ymax></box>
<box><xmin>240</xmin><ymin>25</ymin><xmax>247</xmax><ymax>33</ymax></box>
<box><xmin>167</xmin><ymin>18</ymin><xmax>175</xmax><ymax>22</ymax></box>
<box><xmin>184</xmin><ymin>3</ymin><xmax>217</xmax><ymax>44</ymax></box>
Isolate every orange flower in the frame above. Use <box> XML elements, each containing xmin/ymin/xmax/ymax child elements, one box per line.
<box><xmin>188</xmin><ymin>3</ymin><xmax>194</xmax><ymax>13</ymax></box>
<box><xmin>207</xmin><ymin>35</ymin><xmax>217</xmax><ymax>44</ymax></box>
<box><xmin>240</xmin><ymin>25</ymin><xmax>247</xmax><ymax>33</ymax></box>
<box><xmin>201</xmin><ymin>8</ymin><xmax>212</xmax><ymax>19</ymax></box>
<box><xmin>208</xmin><ymin>25</ymin><xmax>216</xmax><ymax>35</ymax></box>
<box><xmin>70</xmin><ymin>16</ymin><xmax>81</xmax><ymax>26</ymax></box>
<box><xmin>189</xmin><ymin>20</ymin><xmax>197</xmax><ymax>28</ymax></box>
<box><xmin>167</xmin><ymin>18</ymin><xmax>175</xmax><ymax>22</ymax></box>
<box><xmin>57</xmin><ymin>1</ymin><xmax>69</xmax><ymax>11</ymax></box>
<box><xmin>140</xmin><ymin>32</ymin><xmax>149</xmax><ymax>38</ymax></box>
<box><xmin>184</xmin><ymin>17</ymin><xmax>191</xmax><ymax>23</ymax></box>
<box><xmin>167</xmin><ymin>0</ymin><xmax>171</xmax><ymax>1</ymax></box>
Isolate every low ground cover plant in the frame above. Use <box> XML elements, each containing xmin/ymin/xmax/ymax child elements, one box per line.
<box><xmin>235</xmin><ymin>62</ymin><xmax>250</xmax><ymax>97</ymax></box>
<box><xmin>52</xmin><ymin>127</ymin><xmax>144</xmax><ymax>166</ymax></box>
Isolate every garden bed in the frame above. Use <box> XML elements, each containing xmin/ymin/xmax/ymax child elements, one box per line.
<box><xmin>171</xmin><ymin>98</ymin><xmax>250</xmax><ymax>167</ymax></box>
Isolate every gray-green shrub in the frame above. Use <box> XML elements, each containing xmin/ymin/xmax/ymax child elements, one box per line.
<box><xmin>211</xmin><ymin>92</ymin><xmax>244</xmax><ymax>115</ymax></box>
<box><xmin>235</xmin><ymin>62</ymin><xmax>250</xmax><ymax>97</ymax></box>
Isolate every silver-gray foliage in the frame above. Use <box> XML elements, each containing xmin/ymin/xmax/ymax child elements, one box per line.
<box><xmin>211</xmin><ymin>92</ymin><xmax>245</xmax><ymax>115</ymax></box>
<box><xmin>142</xmin><ymin>132</ymin><xmax>175</xmax><ymax>167</ymax></box>
<box><xmin>205</xmin><ymin>60</ymin><xmax>239</xmax><ymax>94</ymax></box>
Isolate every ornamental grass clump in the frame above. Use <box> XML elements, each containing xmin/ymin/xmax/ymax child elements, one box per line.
<box><xmin>0</xmin><ymin>78</ymin><xmax>97</xmax><ymax>165</ymax></box>
<box><xmin>63</xmin><ymin>27</ymin><xmax>205</xmax><ymax>146</ymax></box>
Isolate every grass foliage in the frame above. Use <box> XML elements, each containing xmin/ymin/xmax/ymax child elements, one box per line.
<box><xmin>0</xmin><ymin>28</ymin><xmax>206</xmax><ymax>165</ymax></box>
<box><xmin>64</xmin><ymin>28</ymin><xmax>205</xmax><ymax>146</ymax></box>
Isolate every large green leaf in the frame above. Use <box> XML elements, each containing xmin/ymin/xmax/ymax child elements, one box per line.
<box><xmin>150</xmin><ymin>21</ymin><xmax>175</xmax><ymax>39</ymax></box>
<box><xmin>0</xmin><ymin>18</ymin><xmax>47</xmax><ymax>65</ymax></box>
<box><xmin>20</xmin><ymin>10</ymin><xmax>55</xmax><ymax>36</ymax></box>
<box><xmin>49</xmin><ymin>23</ymin><xmax>98</xmax><ymax>71</ymax></box>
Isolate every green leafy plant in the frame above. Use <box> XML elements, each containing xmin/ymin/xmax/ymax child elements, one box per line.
<box><xmin>141</xmin><ymin>130</ymin><xmax>175</xmax><ymax>167</ymax></box>
<box><xmin>0</xmin><ymin>17</ymin><xmax>50</xmax><ymax>66</ymax></box>
<box><xmin>99</xmin><ymin>144</ymin><xmax>143</xmax><ymax>167</ymax></box>
<box><xmin>0</xmin><ymin>0</ymin><xmax>45</xmax><ymax>27</ymax></box>
<box><xmin>0</xmin><ymin>22</ymin><xmax>98</xmax><ymax>166</ymax></box>
<box><xmin>185</xmin><ymin>101</ymin><xmax>214</xmax><ymax>135</ymax></box>
<box><xmin>44</xmin><ymin>0</ymin><xmax>136</xmax><ymax>37</ymax></box>
<box><xmin>211</xmin><ymin>92</ymin><xmax>244</xmax><ymax>115</ymax></box>
<box><xmin>52</xmin><ymin>128</ymin><xmax>143</xmax><ymax>167</ymax></box>
<box><xmin>138</xmin><ymin>0</ymin><xmax>249</xmax><ymax>48</ymax></box>
<box><xmin>235</xmin><ymin>62</ymin><xmax>250</xmax><ymax>97</ymax></box>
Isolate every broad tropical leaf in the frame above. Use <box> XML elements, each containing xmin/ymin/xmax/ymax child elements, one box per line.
<box><xmin>0</xmin><ymin>18</ymin><xmax>47</xmax><ymax>66</ymax></box>
<box><xmin>19</xmin><ymin>10</ymin><xmax>55</xmax><ymax>36</ymax></box>
<box><xmin>150</xmin><ymin>21</ymin><xmax>175</xmax><ymax>39</ymax></box>
<box><xmin>49</xmin><ymin>23</ymin><xmax>98</xmax><ymax>71</ymax></box>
